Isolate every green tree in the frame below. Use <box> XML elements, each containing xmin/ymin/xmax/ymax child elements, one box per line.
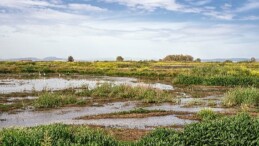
<box><xmin>67</xmin><ymin>56</ymin><xmax>74</xmax><ymax>62</ymax></box>
<box><xmin>250</xmin><ymin>57</ymin><xmax>256</xmax><ymax>62</ymax></box>
<box><xmin>163</xmin><ymin>54</ymin><xmax>194</xmax><ymax>62</ymax></box>
<box><xmin>116</xmin><ymin>56</ymin><xmax>124</xmax><ymax>62</ymax></box>
<box><xmin>195</xmin><ymin>58</ymin><xmax>201</xmax><ymax>62</ymax></box>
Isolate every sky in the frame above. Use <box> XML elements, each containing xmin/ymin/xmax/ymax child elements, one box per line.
<box><xmin>0</xmin><ymin>0</ymin><xmax>259</xmax><ymax>60</ymax></box>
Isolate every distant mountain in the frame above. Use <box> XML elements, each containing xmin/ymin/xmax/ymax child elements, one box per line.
<box><xmin>202</xmin><ymin>58</ymin><xmax>256</xmax><ymax>62</ymax></box>
<box><xmin>1</xmin><ymin>57</ymin><xmax>65</xmax><ymax>61</ymax></box>
<box><xmin>43</xmin><ymin>57</ymin><xmax>65</xmax><ymax>61</ymax></box>
<box><xmin>4</xmin><ymin>57</ymin><xmax>41</xmax><ymax>61</ymax></box>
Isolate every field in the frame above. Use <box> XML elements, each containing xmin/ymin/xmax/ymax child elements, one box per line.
<box><xmin>0</xmin><ymin>61</ymin><xmax>258</xmax><ymax>145</ymax></box>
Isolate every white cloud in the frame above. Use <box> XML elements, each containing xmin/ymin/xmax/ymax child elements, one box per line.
<box><xmin>239</xmin><ymin>15</ymin><xmax>259</xmax><ymax>20</ymax></box>
<box><xmin>203</xmin><ymin>11</ymin><xmax>234</xmax><ymax>20</ymax></box>
<box><xmin>185</xmin><ymin>0</ymin><xmax>212</xmax><ymax>6</ymax></box>
<box><xmin>236</xmin><ymin>1</ymin><xmax>259</xmax><ymax>12</ymax></box>
<box><xmin>68</xmin><ymin>4</ymin><xmax>108</xmax><ymax>12</ymax></box>
<box><xmin>103</xmin><ymin>0</ymin><xmax>183</xmax><ymax>11</ymax></box>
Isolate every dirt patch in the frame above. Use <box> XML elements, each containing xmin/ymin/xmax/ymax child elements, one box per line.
<box><xmin>79</xmin><ymin>110</ymin><xmax>194</xmax><ymax>120</ymax></box>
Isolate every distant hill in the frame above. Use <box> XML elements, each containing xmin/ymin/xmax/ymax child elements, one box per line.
<box><xmin>42</xmin><ymin>57</ymin><xmax>65</xmax><ymax>61</ymax></box>
<box><xmin>202</xmin><ymin>58</ymin><xmax>257</xmax><ymax>62</ymax></box>
<box><xmin>1</xmin><ymin>57</ymin><xmax>66</xmax><ymax>61</ymax></box>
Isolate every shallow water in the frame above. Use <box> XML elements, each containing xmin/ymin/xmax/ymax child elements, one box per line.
<box><xmin>0</xmin><ymin>102</ymin><xmax>136</xmax><ymax>128</ymax></box>
<box><xmin>146</xmin><ymin>103</ymin><xmax>226</xmax><ymax>113</ymax></box>
<box><xmin>0</xmin><ymin>76</ymin><xmax>173</xmax><ymax>94</ymax></box>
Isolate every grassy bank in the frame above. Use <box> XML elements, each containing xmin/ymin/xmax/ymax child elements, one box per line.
<box><xmin>0</xmin><ymin>113</ymin><xmax>258</xmax><ymax>146</ymax></box>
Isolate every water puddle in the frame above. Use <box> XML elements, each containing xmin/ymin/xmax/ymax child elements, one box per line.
<box><xmin>0</xmin><ymin>102</ymin><xmax>136</xmax><ymax>129</ymax></box>
<box><xmin>0</xmin><ymin>76</ymin><xmax>174</xmax><ymax>94</ymax></box>
<box><xmin>146</xmin><ymin>103</ymin><xmax>226</xmax><ymax>113</ymax></box>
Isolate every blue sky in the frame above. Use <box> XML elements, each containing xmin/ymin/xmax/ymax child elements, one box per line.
<box><xmin>0</xmin><ymin>0</ymin><xmax>259</xmax><ymax>60</ymax></box>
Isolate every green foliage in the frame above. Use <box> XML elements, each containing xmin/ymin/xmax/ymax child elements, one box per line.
<box><xmin>116</xmin><ymin>56</ymin><xmax>124</xmax><ymax>62</ymax></box>
<box><xmin>0</xmin><ymin>124</ymin><xmax>118</xmax><ymax>146</ymax></box>
<box><xmin>67</xmin><ymin>56</ymin><xmax>74</xmax><ymax>62</ymax></box>
<box><xmin>163</xmin><ymin>54</ymin><xmax>194</xmax><ymax>62</ymax></box>
<box><xmin>173</xmin><ymin>65</ymin><xmax>259</xmax><ymax>87</ymax></box>
<box><xmin>137</xmin><ymin>128</ymin><xmax>182</xmax><ymax>146</ymax></box>
<box><xmin>34</xmin><ymin>92</ymin><xmax>77</xmax><ymax>108</ymax></box>
<box><xmin>197</xmin><ymin>109</ymin><xmax>220</xmax><ymax>121</ymax></box>
<box><xmin>137</xmin><ymin>113</ymin><xmax>259</xmax><ymax>146</ymax></box>
<box><xmin>223</xmin><ymin>87</ymin><xmax>259</xmax><ymax>108</ymax></box>
<box><xmin>76</xmin><ymin>83</ymin><xmax>174</xmax><ymax>103</ymax></box>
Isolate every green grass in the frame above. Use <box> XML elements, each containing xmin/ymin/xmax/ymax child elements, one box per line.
<box><xmin>197</xmin><ymin>108</ymin><xmax>220</xmax><ymax>121</ymax></box>
<box><xmin>173</xmin><ymin>65</ymin><xmax>259</xmax><ymax>87</ymax></box>
<box><xmin>223</xmin><ymin>87</ymin><xmax>259</xmax><ymax>108</ymax></box>
<box><xmin>173</xmin><ymin>75</ymin><xmax>259</xmax><ymax>87</ymax></box>
<box><xmin>34</xmin><ymin>92</ymin><xmax>78</xmax><ymax>108</ymax></box>
<box><xmin>1</xmin><ymin>113</ymin><xmax>258</xmax><ymax>146</ymax></box>
<box><xmin>0</xmin><ymin>124</ymin><xmax>118</xmax><ymax>146</ymax></box>
<box><xmin>76</xmin><ymin>83</ymin><xmax>175</xmax><ymax>103</ymax></box>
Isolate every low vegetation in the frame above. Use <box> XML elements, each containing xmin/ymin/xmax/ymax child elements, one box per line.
<box><xmin>197</xmin><ymin>108</ymin><xmax>220</xmax><ymax>121</ymax></box>
<box><xmin>138</xmin><ymin>113</ymin><xmax>259</xmax><ymax>146</ymax></box>
<box><xmin>173</xmin><ymin>65</ymin><xmax>259</xmax><ymax>87</ymax></box>
<box><xmin>1</xmin><ymin>113</ymin><xmax>258</xmax><ymax>145</ymax></box>
<box><xmin>76</xmin><ymin>83</ymin><xmax>175</xmax><ymax>103</ymax></box>
<box><xmin>223</xmin><ymin>87</ymin><xmax>259</xmax><ymax>108</ymax></box>
<box><xmin>34</xmin><ymin>92</ymin><xmax>78</xmax><ymax>108</ymax></box>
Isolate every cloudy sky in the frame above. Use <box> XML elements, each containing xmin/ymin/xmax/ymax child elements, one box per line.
<box><xmin>0</xmin><ymin>0</ymin><xmax>259</xmax><ymax>60</ymax></box>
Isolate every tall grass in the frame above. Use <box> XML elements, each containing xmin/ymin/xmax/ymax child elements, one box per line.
<box><xmin>223</xmin><ymin>87</ymin><xmax>259</xmax><ymax>108</ymax></box>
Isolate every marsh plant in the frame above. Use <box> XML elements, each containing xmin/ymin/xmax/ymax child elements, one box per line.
<box><xmin>77</xmin><ymin>83</ymin><xmax>175</xmax><ymax>103</ymax></box>
<box><xmin>197</xmin><ymin>108</ymin><xmax>220</xmax><ymax>121</ymax></box>
<box><xmin>34</xmin><ymin>92</ymin><xmax>77</xmax><ymax>108</ymax></box>
<box><xmin>223</xmin><ymin>87</ymin><xmax>259</xmax><ymax>108</ymax></box>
